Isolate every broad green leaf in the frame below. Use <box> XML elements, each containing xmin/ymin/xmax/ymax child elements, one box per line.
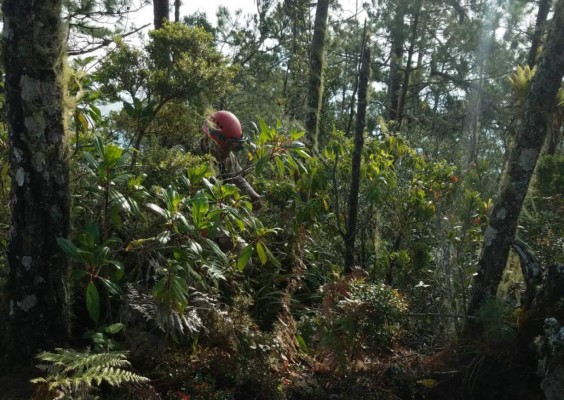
<box><xmin>109</xmin><ymin>189</ymin><xmax>131</xmax><ymax>214</ymax></box>
<box><xmin>84</xmin><ymin>222</ymin><xmax>100</xmax><ymax>244</ymax></box>
<box><xmin>122</xmin><ymin>101</ymin><xmax>136</xmax><ymax>118</ymax></box>
<box><xmin>290</xmin><ymin>130</ymin><xmax>305</xmax><ymax>140</ymax></box>
<box><xmin>70</xmin><ymin>269</ymin><xmax>88</xmax><ymax>280</ymax></box>
<box><xmin>188</xmin><ymin>240</ymin><xmax>203</xmax><ymax>255</ymax></box>
<box><xmin>57</xmin><ymin>238</ymin><xmax>84</xmax><ymax>262</ymax></box>
<box><xmin>77</xmin><ymin>112</ymin><xmax>89</xmax><ymax>132</ymax></box>
<box><xmin>93</xmin><ymin>135</ymin><xmax>105</xmax><ymax>158</ymax></box>
<box><xmin>237</xmin><ymin>244</ymin><xmax>253</xmax><ymax>271</ymax></box>
<box><xmin>104</xmin><ymin>145</ymin><xmax>124</xmax><ymax>166</ymax></box>
<box><xmin>203</xmin><ymin>238</ymin><xmax>229</xmax><ymax>264</ymax></box>
<box><xmin>98</xmin><ymin>277</ymin><xmax>121</xmax><ymax>296</ymax></box>
<box><xmin>152</xmin><ymin>277</ymin><xmax>167</xmax><ymax>298</ymax></box>
<box><xmin>93</xmin><ymin>246</ymin><xmax>110</xmax><ymax>266</ymax></box>
<box><xmin>105</xmin><ymin>323</ymin><xmax>124</xmax><ymax>335</ymax></box>
<box><xmin>256</xmin><ymin>241</ymin><xmax>267</xmax><ymax>265</ymax></box>
<box><xmin>146</xmin><ymin>203</ymin><xmax>169</xmax><ymax>219</ymax></box>
<box><xmin>191</xmin><ymin>194</ymin><xmax>209</xmax><ymax>228</ymax></box>
<box><xmin>296</xmin><ymin>334</ymin><xmax>309</xmax><ymax>353</ymax></box>
<box><xmin>86</xmin><ymin>281</ymin><xmax>100</xmax><ymax>325</ymax></box>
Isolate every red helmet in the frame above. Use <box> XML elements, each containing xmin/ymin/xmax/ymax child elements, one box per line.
<box><xmin>202</xmin><ymin>110</ymin><xmax>245</xmax><ymax>150</ymax></box>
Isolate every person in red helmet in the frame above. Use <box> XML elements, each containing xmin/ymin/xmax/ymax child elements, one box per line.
<box><xmin>201</xmin><ymin>110</ymin><xmax>262</xmax><ymax>210</ymax></box>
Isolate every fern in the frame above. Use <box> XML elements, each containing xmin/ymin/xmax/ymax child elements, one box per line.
<box><xmin>122</xmin><ymin>283</ymin><xmax>228</xmax><ymax>343</ymax></box>
<box><xmin>31</xmin><ymin>348</ymin><xmax>149</xmax><ymax>397</ymax></box>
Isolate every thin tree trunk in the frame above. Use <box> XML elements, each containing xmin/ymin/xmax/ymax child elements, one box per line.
<box><xmin>305</xmin><ymin>0</ymin><xmax>330</xmax><ymax>150</ymax></box>
<box><xmin>174</xmin><ymin>0</ymin><xmax>181</xmax><ymax>22</ymax></box>
<box><xmin>466</xmin><ymin>0</ymin><xmax>564</xmax><ymax>322</ymax></box>
<box><xmin>344</xmin><ymin>33</ymin><xmax>370</xmax><ymax>273</ymax></box>
<box><xmin>2</xmin><ymin>0</ymin><xmax>71</xmax><ymax>366</ymax></box>
<box><xmin>345</xmin><ymin>58</ymin><xmax>360</xmax><ymax>136</ymax></box>
<box><xmin>397</xmin><ymin>2</ymin><xmax>421</xmax><ymax>127</ymax></box>
<box><xmin>387</xmin><ymin>11</ymin><xmax>405</xmax><ymax>123</ymax></box>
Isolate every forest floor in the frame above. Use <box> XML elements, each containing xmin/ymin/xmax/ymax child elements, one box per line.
<box><xmin>0</xmin><ymin>337</ymin><xmax>545</xmax><ymax>400</ymax></box>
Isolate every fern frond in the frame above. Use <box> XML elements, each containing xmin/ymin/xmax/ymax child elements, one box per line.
<box><xmin>31</xmin><ymin>348</ymin><xmax>149</xmax><ymax>396</ymax></box>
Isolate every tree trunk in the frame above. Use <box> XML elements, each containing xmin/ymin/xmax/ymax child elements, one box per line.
<box><xmin>174</xmin><ymin>0</ymin><xmax>181</xmax><ymax>22</ymax></box>
<box><xmin>344</xmin><ymin>34</ymin><xmax>370</xmax><ymax>273</ymax></box>
<box><xmin>153</xmin><ymin>0</ymin><xmax>170</xmax><ymax>29</ymax></box>
<box><xmin>527</xmin><ymin>0</ymin><xmax>552</xmax><ymax>68</ymax></box>
<box><xmin>2</xmin><ymin>0</ymin><xmax>71</xmax><ymax>366</ymax></box>
<box><xmin>466</xmin><ymin>0</ymin><xmax>564</xmax><ymax>321</ymax></box>
<box><xmin>305</xmin><ymin>0</ymin><xmax>330</xmax><ymax>150</ymax></box>
<box><xmin>396</xmin><ymin>2</ymin><xmax>421</xmax><ymax>128</ymax></box>
<box><xmin>386</xmin><ymin>9</ymin><xmax>405</xmax><ymax>124</ymax></box>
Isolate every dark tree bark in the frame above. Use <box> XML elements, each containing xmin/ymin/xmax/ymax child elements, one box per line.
<box><xmin>542</xmin><ymin>110</ymin><xmax>562</xmax><ymax>155</ymax></box>
<box><xmin>174</xmin><ymin>0</ymin><xmax>181</xmax><ymax>22</ymax></box>
<box><xmin>466</xmin><ymin>0</ymin><xmax>564</xmax><ymax>321</ymax></box>
<box><xmin>305</xmin><ymin>0</ymin><xmax>330</xmax><ymax>150</ymax></box>
<box><xmin>344</xmin><ymin>34</ymin><xmax>370</xmax><ymax>273</ymax></box>
<box><xmin>386</xmin><ymin>8</ymin><xmax>406</xmax><ymax>123</ymax></box>
<box><xmin>2</xmin><ymin>0</ymin><xmax>71</xmax><ymax>366</ymax></box>
<box><xmin>153</xmin><ymin>0</ymin><xmax>170</xmax><ymax>29</ymax></box>
<box><xmin>527</xmin><ymin>0</ymin><xmax>552</xmax><ymax>68</ymax></box>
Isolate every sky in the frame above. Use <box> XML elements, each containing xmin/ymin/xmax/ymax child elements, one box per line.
<box><xmin>134</xmin><ymin>0</ymin><xmax>365</xmax><ymax>28</ymax></box>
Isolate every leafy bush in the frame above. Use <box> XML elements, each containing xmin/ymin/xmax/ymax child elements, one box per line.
<box><xmin>300</xmin><ymin>277</ymin><xmax>408</xmax><ymax>368</ymax></box>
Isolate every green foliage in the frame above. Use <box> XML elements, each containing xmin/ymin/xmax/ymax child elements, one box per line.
<box><xmin>300</xmin><ymin>277</ymin><xmax>408</xmax><ymax>369</ymax></box>
<box><xmin>77</xmin><ymin>135</ymin><xmax>147</xmax><ymax>235</ymax></box>
<box><xmin>147</xmin><ymin>23</ymin><xmax>238</xmax><ymax>102</ymax></box>
<box><xmin>31</xmin><ymin>348</ymin><xmax>149</xmax><ymax>399</ymax></box>
<box><xmin>95</xmin><ymin>23</ymin><xmax>238</xmax><ymax>152</ymax></box>
<box><xmin>475</xmin><ymin>298</ymin><xmax>517</xmax><ymax>345</ymax></box>
<box><xmin>536</xmin><ymin>155</ymin><xmax>564</xmax><ymax>197</ymax></box>
<box><xmin>521</xmin><ymin>155</ymin><xmax>564</xmax><ymax>266</ymax></box>
<box><xmin>67</xmin><ymin>57</ymin><xmax>103</xmax><ymax>148</ymax></box>
<box><xmin>58</xmin><ymin>222</ymin><xmax>124</xmax><ymax>325</ymax></box>
<box><xmin>83</xmin><ymin>323</ymin><xmax>125</xmax><ymax>353</ymax></box>
<box><xmin>508</xmin><ymin>65</ymin><xmax>536</xmax><ymax>105</ymax></box>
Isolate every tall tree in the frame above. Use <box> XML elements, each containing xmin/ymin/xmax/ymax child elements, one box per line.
<box><xmin>305</xmin><ymin>0</ymin><xmax>330</xmax><ymax>150</ymax></box>
<box><xmin>396</xmin><ymin>0</ymin><xmax>422</xmax><ymax>128</ymax></box>
<box><xmin>344</xmin><ymin>33</ymin><xmax>370</xmax><ymax>273</ymax></box>
<box><xmin>527</xmin><ymin>0</ymin><xmax>552</xmax><ymax>68</ymax></box>
<box><xmin>386</xmin><ymin>1</ymin><xmax>406</xmax><ymax>123</ymax></box>
<box><xmin>2</xmin><ymin>0</ymin><xmax>71</xmax><ymax>365</ymax></box>
<box><xmin>466</xmin><ymin>0</ymin><xmax>564</xmax><ymax>321</ymax></box>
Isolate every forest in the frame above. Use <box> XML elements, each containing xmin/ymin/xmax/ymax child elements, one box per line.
<box><xmin>0</xmin><ymin>0</ymin><xmax>563</xmax><ymax>399</ymax></box>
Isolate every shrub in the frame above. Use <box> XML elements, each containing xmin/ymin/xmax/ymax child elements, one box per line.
<box><xmin>300</xmin><ymin>278</ymin><xmax>408</xmax><ymax>368</ymax></box>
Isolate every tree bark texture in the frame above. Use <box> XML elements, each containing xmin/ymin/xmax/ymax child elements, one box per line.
<box><xmin>466</xmin><ymin>0</ymin><xmax>564</xmax><ymax>320</ymax></box>
<box><xmin>527</xmin><ymin>0</ymin><xmax>552</xmax><ymax>68</ymax></box>
<box><xmin>386</xmin><ymin>9</ymin><xmax>405</xmax><ymax>123</ymax></box>
<box><xmin>305</xmin><ymin>0</ymin><xmax>330</xmax><ymax>150</ymax></box>
<box><xmin>2</xmin><ymin>0</ymin><xmax>71</xmax><ymax>365</ymax></box>
<box><xmin>344</xmin><ymin>37</ymin><xmax>370</xmax><ymax>273</ymax></box>
<box><xmin>153</xmin><ymin>0</ymin><xmax>170</xmax><ymax>29</ymax></box>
